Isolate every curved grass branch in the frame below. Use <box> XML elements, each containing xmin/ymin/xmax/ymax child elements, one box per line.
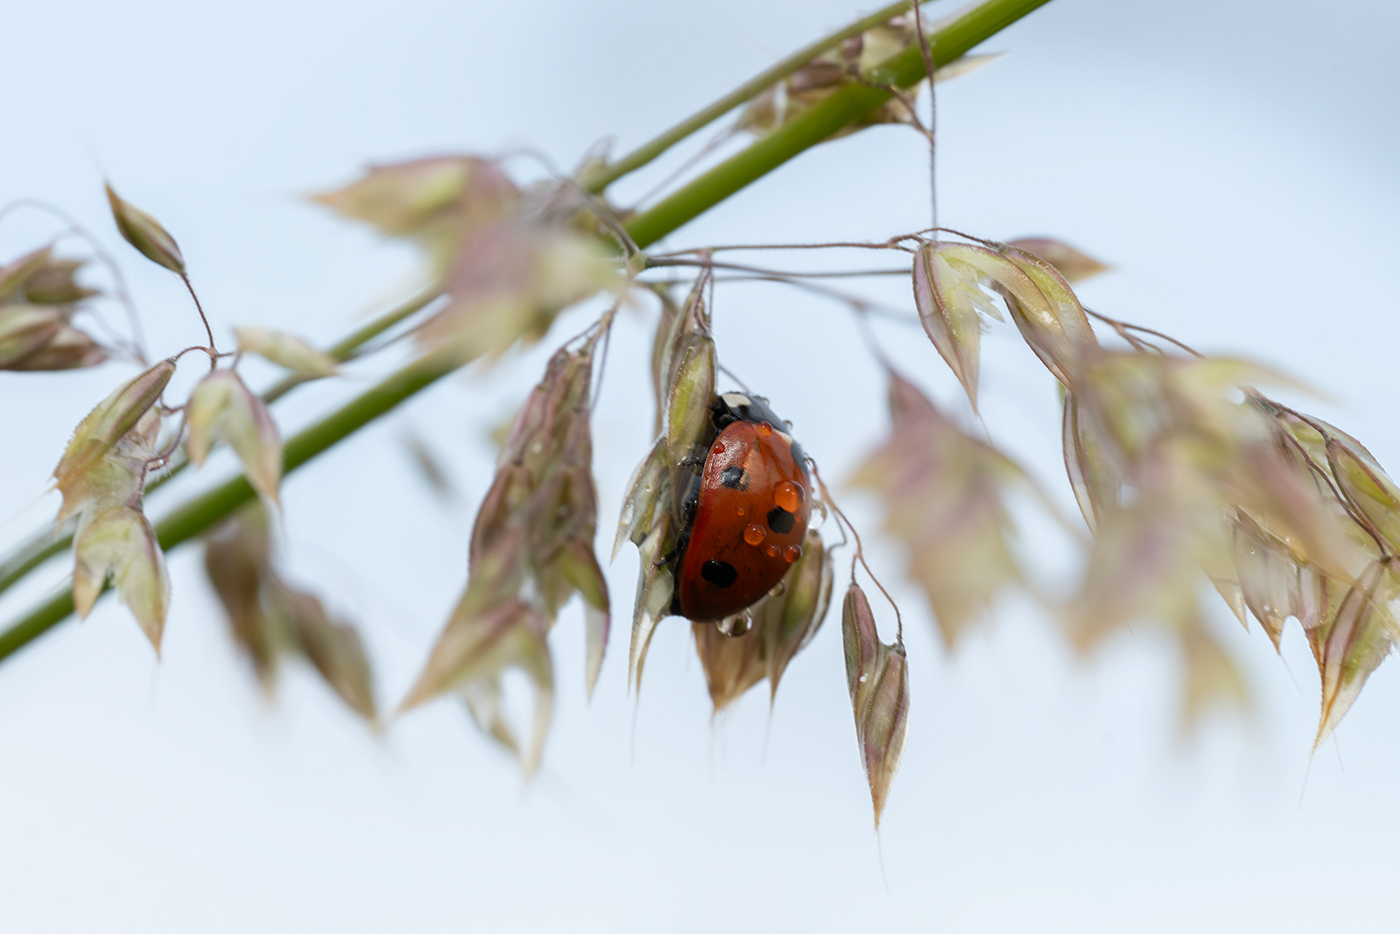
<box><xmin>625</xmin><ymin>0</ymin><xmax>1052</xmax><ymax>246</ymax></box>
<box><xmin>582</xmin><ymin>0</ymin><xmax>927</xmax><ymax>193</ymax></box>
<box><xmin>0</xmin><ymin>0</ymin><xmax>1053</xmax><ymax>661</ymax></box>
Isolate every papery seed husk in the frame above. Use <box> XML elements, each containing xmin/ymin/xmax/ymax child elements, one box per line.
<box><xmin>186</xmin><ymin>369</ymin><xmax>283</xmax><ymax>503</ymax></box>
<box><xmin>628</xmin><ymin>518</ymin><xmax>675</xmax><ymax>692</ymax></box>
<box><xmin>693</xmin><ymin>617</ymin><xmax>766</xmax><ymax>712</ymax></box>
<box><xmin>105</xmin><ymin>183</ymin><xmax>185</xmax><ymax>273</ymax></box>
<box><xmin>1311</xmin><ymin>559</ymin><xmax>1397</xmax><ymax>746</ymax></box>
<box><xmin>72</xmin><ymin>505</ymin><xmax>170</xmax><ymax>652</ymax></box>
<box><xmin>275</xmin><ymin>584</ymin><xmax>376</xmax><ymax>720</ymax></box>
<box><xmin>204</xmin><ymin>510</ymin><xmax>279</xmax><ymax>683</ymax></box>
<box><xmin>54</xmin><ymin>359</ymin><xmax>176</xmax><ymax>496</ymax></box>
<box><xmin>0</xmin><ymin>248</ymin><xmax>53</xmax><ymax>301</ymax></box>
<box><xmin>764</xmin><ymin>530</ymin><xmax>834</xmax><ymax>699</ymax></box>
<box><xmin>6</xmin><ymin>326</ymin><xmax>106</xmax><ymax>371</ymax></box>
<box><xmin>666</xmin><ymin>336</ymin><xmax>716</xmax><ymax>469</ymax></box>
<box><xmin>842</xmin><ymin>584</ymin><xmax>879</xmax><ymax>707</ymax></box>
<box><xmin>0</xmin><ymin>305</ymin><xmax>64</xmax><ymax>368</ymax></box>
<box><xmin>234</xmin><ymin>326</ymin><xmax>339</xmax><ymax>378</ymax></box>
<box><xmin>1005</xmin><ymin>237</ymin><xmax>1109</xmax><ymax>284</ymax></box>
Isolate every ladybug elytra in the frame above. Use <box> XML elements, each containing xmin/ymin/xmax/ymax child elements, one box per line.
<box><xmin>670</xmin><ymin>392</ymin><xmax>812</xmax><ymax>622</ymax></box>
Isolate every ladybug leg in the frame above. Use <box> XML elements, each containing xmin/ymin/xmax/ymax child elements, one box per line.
<box><xmin>657</xmin><ymin>529</ymin><xmax>690</xmax><ymax>569</ymax></box>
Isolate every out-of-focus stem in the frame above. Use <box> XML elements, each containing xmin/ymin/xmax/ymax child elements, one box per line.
<box><xmin>625</xmin><ymin>0</ymin><xmax>1053</xmax><ymax>247</ymax></box>
<box><xmin>581</xmin><ymin>0</ymin><xmax>925</xmax><ymax>193</ymax></box>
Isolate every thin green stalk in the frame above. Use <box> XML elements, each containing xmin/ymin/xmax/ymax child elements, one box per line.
<box><xmin>0</xmin><ymin>0</ymin><xmax>1051</xmax><ymax>660</ymax></box>
<box><xmin>581</xmin><ymin>0</ymin><xmax>924</xmax><ymax>193</ymax></box>
<box><xmin>626</xmin><ymin>0</ymin><xmax>1052</xmax><ymax>247</ymax></box>
<box><xmin>0</xmin><ymin>289</ymin><xmax>435</xmax><ymax>600</ymax></box>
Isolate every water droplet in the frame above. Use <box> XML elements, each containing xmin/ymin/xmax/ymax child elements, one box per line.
<box><xmin>757</xmin><ymin>421</ymin><xmax>773</xmax><ymax>437</ymax></box>
<box><xmin>858</xmin><ymin>674</ymin><xmax>867</xmax><ymax>683</ymax></box>
<box><xmin>718</xmin><ymin>612</ymin><xmax>752</xmax><ymax>637</ymax></box>
<box><xmin>643</xmin><ymin>483</ymin><xmax>653</xmax><ymax>493</ymax></box>
<box><xmin>784</xmin><ymin>544</ymin><xmax>802</xmax><ymax>563</ymax></box>
<box><xmin>774</xmin><ymin>480</ymin><xmax>804</xmax><ymax>513</ymax></box>
<box><xmin>712</xmin><ymin>441</ymin><xmax>726</xmax><ymax>454</ymax></box>
<box><xmin>769</xmin><ymin>580</ymin><xmax>786</xmax><ymax>597</ymax></box>
<box><xmin>765</xmin><ymin>544</ymin><xmax>780</xmax><ymax>558</ymax></box>
<box><xmin>736</xmin><ymin>504</ymin><xmax>747</xmax><ymax>517</ymax></box>
<box><xmin>744</xmin><ymin>523</ymin><xmax>766</xmax><ymax>546</ymax></box>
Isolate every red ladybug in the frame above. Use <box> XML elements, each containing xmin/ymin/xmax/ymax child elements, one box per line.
<box><xmin>671</xmin><ymin>392</ymin><xmax>812</xmax><ymax>622</ymax></box>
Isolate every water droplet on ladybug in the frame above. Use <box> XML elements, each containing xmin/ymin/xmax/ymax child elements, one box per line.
<box><xmin>757</xmin><ymin>421</ymin><xmax>773</xmax><ymax>437</ymax></box>
<box><xmin>784</xmin><ymin>544</ymin><xmax>802</xmax><ymax>563</ymax></box>
<box><xmin>713</xmin><ymin>441</ymin><xmax>726</xmax><ymax>454</ymax></box>
<box><xmin>718</xmin><ymin>611</ymin><xmax>752</xmax><ymax>637</ymax></box>
<box><xmin>774</xmin><ymin>480</ymin><xmax>804</xmax><ymax>513</ymax></box>
<box><xmin>744</xmin><ymin>524</ymin><xmax>766</xmax><ymax>546</ymax></box>
<box><xmin>765</xmin><ymin>544</ymin><xmax>780</xmax><ymax>558</ymax></box>
<box><xmin>736</xmin><ymin>504</ymin><xmax>747</xmax><ymax>517</ymax></box>
<box><xmin>769</xmin><ymin>580</ymin><xmax>786</xmax><ymax>597</ymax></box>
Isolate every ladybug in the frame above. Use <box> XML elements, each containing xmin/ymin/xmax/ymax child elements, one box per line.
<box><xmin>670</xmin><ymin>392</ymin><xmax>812</xmax><ymax>622</ymax></box>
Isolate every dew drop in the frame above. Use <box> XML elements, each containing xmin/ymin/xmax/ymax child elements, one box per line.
<box><xmin>769</xmin><ymin>580</ymin><xmax>786</xmax><ymax>597</ymax></box>
<box><xmin>774</xmin><ymin>480</ymin><xmax>804</xmax><ymax>513</ymax></box>
<box><xmin>757</xmin><ymin>421</ymin><xmax>773</xmax><ymax>437</ymax></box>
<box><xmin>784</xmin><ymin>544</ymin><xmax>802</xmax><ymax>563</ymax></box>
<box><xmin>744</xmin><ymin>523</ymin><xmax>767</xmax><ymax>546</ymax></box>
<box><xmin>718</xmin><ymin>612</ymin><xmax>752</xmax><ymax>637</ymax></box>
<box><xmin>712</xmin><ymin>441</ymin><xmax>726</xmax><ymax>454</ymax></box>
<box><xmin>765</xmin><ymin>544</ymin><xmax>780</xmax><ymax>558</ymax></box>
<box><xmin>736</xmin><ymin>504</ymin><xmax>748</xmax><ymax>517</ymax></box>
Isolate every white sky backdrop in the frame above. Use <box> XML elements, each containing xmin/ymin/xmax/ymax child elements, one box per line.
<box><xmin>2</xmin><ymin>0</ymin><xmax>1398</xmax><ymax>930</ymax></box>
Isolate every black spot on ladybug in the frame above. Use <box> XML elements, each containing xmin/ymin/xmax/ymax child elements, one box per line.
<box><xmin>767</xmin><ymin>507</ymin><xmax>795</xmax><ymax>535</ymax></box>
<box><xmin>720</xmin><ymin>466</ymin><xmax>748</xmax><ymax>490</ymax></box>
<box><xmin>701</xmin><ymin>559</ymin><xmax>738</xmax><ymax>589</ymax></box>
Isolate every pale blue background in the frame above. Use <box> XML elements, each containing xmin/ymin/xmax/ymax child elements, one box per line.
<box><xmin>1</xmin><ymin>0</ymin><xmax>1397</xmax><ymax>930</ymax></box>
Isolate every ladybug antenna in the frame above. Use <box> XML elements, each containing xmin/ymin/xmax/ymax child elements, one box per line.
<box><xmin>808</xmin><ymin>461</ymin><xmax>904</xmax><ymax>645</ymax></box>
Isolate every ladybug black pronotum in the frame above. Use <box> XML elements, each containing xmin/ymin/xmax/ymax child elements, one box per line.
<box><xmin>670</xmin><ymin>392</ymin><xmax>812</xmax><ymax>621</ymax></box>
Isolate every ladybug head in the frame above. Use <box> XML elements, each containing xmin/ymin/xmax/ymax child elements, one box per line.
<box><xmin>711</xmin><ymin>391</ymin><xmax>788</xmax><ymax>433</ymax></box>
<box><xmin>710</xmin><ymin>391</ymin><xmax>807</xmax><ymax>475</ymax></box>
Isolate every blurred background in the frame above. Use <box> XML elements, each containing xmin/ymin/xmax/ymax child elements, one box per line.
<box><xmin>1</xmin><ymin>0</ymin><xmax>1397</xmax><ymax>930</ymax></box>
